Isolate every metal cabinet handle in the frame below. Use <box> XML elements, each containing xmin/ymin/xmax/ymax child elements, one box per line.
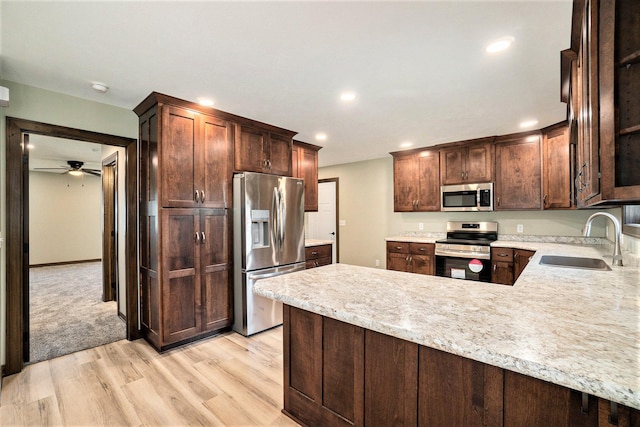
<box><xmin>465</xmin><ymin>171</ymin><xmax>469</xmax><ymax>180</ymax></box>
<box><xmin>419</xmin><ymin>247</ymin><xmax>425</xmax><ymax>252</ymax></box>
<box><xmin>395</xmin><ymin>246</ymin><xmax>402</xmax><ymax>250</ymax></box>
<box><xmin>575</xmin><ymin>162</ymin><xmax>588</xmax><ymax>193</ymax></box>
<box><xmin>543</xmin><ymin>194</ymin><xmax>548</xmax><ymax>206</ymax></box>
<box><xmin>195</xmin><ymin>232</ymin><xmax>200</xmax><ymax>243</ymax></box>
<box><xmin>195</xmin><ymin>190</ymin><xmax>200</xmax><ymax>203</ymax></box>
<box><xmin>497</xmin><ymin>197</ymin><xmax>500</xmax><ymax>206</ymax></box>
<box><xmin>497</xmin><ymin>253</ymin><xmax>509</xmax><ymax>257</ymax></box>
<box><xmin>493</xmin><ymin>264</ymin><xmax>496</xmax><ymax>271</ymax></box>
<box><xmin>461</xmin><ymin>171</ymin><xmax>464</xmax><ymax>180</ymax></box>
<box><xmin>314</xmin><ymin>261</ymin><xmax>319</xmax><ymax>267</ymax></box>
<box><xmin>311</xmin><ymin>251</ymin><xmax>318</xmax><ymax>256</ymax></box>
<box><xmin>200</xmin><ymin>190</ymin><xmax>205</xmax><ymax>202</ymax></box>
<box><xmin>201</xmin><ymin>232</ymin><xmax>206</xmax><ymax>243</ymax></box>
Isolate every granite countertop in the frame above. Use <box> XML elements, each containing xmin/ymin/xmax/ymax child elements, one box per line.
<box><xmin>305</xmin><ymin>239</ymin><xmax>335</xmax><ymax>247</ymax></box>
<box><xmin>254</xmin><ymin>241</ymin><xmax>640</xmax><ymax>410</ymax></box>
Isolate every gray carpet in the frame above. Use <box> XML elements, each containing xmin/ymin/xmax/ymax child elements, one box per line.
<box><xmin>29</xmin><ymin>261</ymin><xmax>126</xmax><ymax>364</ymax></box>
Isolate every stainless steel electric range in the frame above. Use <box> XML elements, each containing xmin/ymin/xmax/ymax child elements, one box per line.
<box><xmin>434</xmin><ymin>221</ymin><xmax>498</xmax><ymax>282</ymax></box>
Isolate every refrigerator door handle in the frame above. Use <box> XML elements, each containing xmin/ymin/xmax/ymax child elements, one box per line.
<box><xmin>272</xmin><ymin>186</ymin><xmax>280</xmax><ymax>255</ymax></box>
<box><xmin>279</xmin><ymin>188</ymin><xmax>285</xmax><ymax>250</ymax></box>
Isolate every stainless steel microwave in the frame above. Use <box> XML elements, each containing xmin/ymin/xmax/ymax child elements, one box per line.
<box><xmin>441</xmin><ymin>183</ymin><xmax>493</xmax><ymax>212</ymax></box>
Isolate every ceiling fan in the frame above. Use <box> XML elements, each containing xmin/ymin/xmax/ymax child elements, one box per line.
<box><xmin>34</xmin><ymin>160</ymin><xmax>101</xmax><ymax>177</ymax></box>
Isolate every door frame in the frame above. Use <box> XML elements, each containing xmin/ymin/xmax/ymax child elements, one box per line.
<box><xmin>5</xmin><ymin>117</ymin><xmax>139</xmax><ymax>375</ymax></box>
<box><xmin>102</xmin><ymin>152</ymin><xmax>118</xmax><ymax>305</ymax></box>
<box><xmin>318</xmin><ymin>178</ymin><xmax>339</xmax><ymax>263</ymax></box>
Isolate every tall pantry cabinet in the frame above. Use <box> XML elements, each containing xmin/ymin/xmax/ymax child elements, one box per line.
<box><xmin>135</xmin><ymin>93</ymin><xmax>233</xmax><ymax>350</ymax></box>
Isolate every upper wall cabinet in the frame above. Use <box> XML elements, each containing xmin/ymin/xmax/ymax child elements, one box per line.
<box><xmin>292</xmin><ymin>140</ymin><xmax>322</xmax><ymax>212</ymax></box>
<box><xmin>234</xmin><ymin>124</ymin><xmax>294</xmax><ymax>176</ymax></box>
<box><xmin>494</xmin><ymin>131</ymin><xmax>542</xmax><ymax>210</ymax></box>
<box><xmin>542</xmin><ymin>122</ymin><xmax>573</xmax><ymax>209</ymax></box>
<box><xmin>439</xmin><ymin>138</ymin><xmax>494</xmax><ymax>185</ymax></box>
<box><xmin>392</xmin><ymin>148</ymin><xmax>440</xmax><ymax>212</ymax></box>
<box><xmin>570</xmin><ymin>0</ymin><xmax>640</xmax><ymax>206</ymax></box>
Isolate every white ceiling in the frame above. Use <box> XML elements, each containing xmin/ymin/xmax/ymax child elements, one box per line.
<box><xmin>1</xmin><ymin>1</ymin><xmax>573</xmax><ymax>167</ymax></box>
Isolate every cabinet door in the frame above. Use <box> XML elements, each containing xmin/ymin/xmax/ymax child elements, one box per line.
<box><xmin>234</xmin><ymin>124</ymin><xmax>267</xmax><ymax>173</ymax></box>
<box><xmin>412</xmin><ymin>255</ymin><xmax>434</xmax><ymax>276</ymax></box>
<box><xmin>388</xmin><ymin>253</ymin><xmax>411</xmax><ymax>272</ymax></box>
<box><xmin>504</xmin><ymin>371</ymin><xmax>598</xmax><ymax>426</ymax></box>
<box><xmin>419</xmin><ymin>346</ymin><xmax>503</xmax><ymax>426</ymax></box>
<box><xmin>393</xmin><ymin>154</ymin><xmax>419</xmax><ymax>211</ymax></box>
<box><xmin>200</xmin><ymin>115</ymin><xmax>232</xmax><ymax>208</ymax></box>
<box><xmin>417</xmin><ymin>150</ymin><xmax>440</xmax><ymax>211</ymax></box>
<box><xmin>440</xmin><ymin>146</ymin><xmax>466</xmax><ymax>185</ymax></box>
<box><xmin>200</xmin><ymin>209</ymin><xmax>232</xmax><ymax>332</ymax></box>
<box><xmin>161</xmin><ymin>209</ymin><xmax>200</xmax><ymax>344</ymax></box>
<box><xmin>292</xmin><ymin>142</ymin><xmax>320</xmax><ymax>212</ymax></box>
<box><xmin>491</xmin><ymin>262</ymin><xmax>513</xmax><ymax>285</ymax></box>
<box><xmin>268</xmin><ymin>133</ymin><xmax>292</xmax><ymax>176</ymax></box>
<box><xmin>466</xmin><ymin>142</ymin><xmax>494</xmax><ymax>182</ymax></box>
<box><xmin>161</xmin><ymin>106</ymin><xmax>198</xmax><ymax>208</ymax></box>
<box><xmin>364</xmin><ymin>330</ymin><xmax>418</xmax><ymax>426</ymax></box>
<box><xmin>514</xmin><ymin>249</ymin><xmax>535</xmax><ymax>282</ymax></box>
<box><xmin>495</xmin><ymin>136</ymin><xmax>542</xmax><ymax>210</ymax></box>
<box><xmin>543</xmin><ymin>124</ymin><xmax>572</xmax><ymax>209</ymax></box>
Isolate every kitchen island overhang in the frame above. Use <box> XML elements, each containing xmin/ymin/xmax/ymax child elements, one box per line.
<box><xmin>254</xmin><ymin>243</ymin><xmax>639</xmax><ymax>414</ymax></box>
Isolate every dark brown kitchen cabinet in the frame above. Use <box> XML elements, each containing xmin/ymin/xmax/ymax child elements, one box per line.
<box><xmin>305</xmin><ymin>244</ymin><xmax>332</xmax><ymax>269</ymax></box>
<box><xmin>283</xmin><ymin>304</ymin><xmax>622</xmax><ymax>427</ymax></box>
<box><xmin>491</xmin><ymin>247</ymin><xmax>514</xmax><ymax>285</ymax></box>
<box><xmin>569</xmin><ymin>0</ymin><xmax>640</xmax><ymax>206</ymax></box>
<box><xmin>136</xmin><ymin>92</ymin><xmax>236</xmax><ymax>351</ymax></box>
<box><xmin>386</xmin><ymin>241</ymin><xmax>435</xmax><ymax>275</ymax></box>
<box><xmin>234</xmin><ymin>123</ymin><xmax>294</xmax><ymax>176</ymax></box>
<box><xmin>156</xmin><ymin>105</ymin><xmax>233</xmax><ymax>209</ymax></box>
<box><xmin>495</xmin><ymin>132</ymin><xmax>543</xmax><ymax>210</ymax></box>
<box><xmin>391</xmin><ymin>148</ymin><xmax>440</xmax><ymax>212</ymax></box>
<box><xmin>158</xmin><ymin>208</ymin><xmax>231</xmax><ymax>347</ymax></box>
<box><xmin>292</xmin><ymin>140</ymin><xmax>321</xmax><ymax>212</ymax></box>
<box><xmin>439</xmin><ymin>138</ymin><xmax>494</xmax><ymax>185</ymax></box>
<box><xmin>543</xmin><ymin>122</ymin><xmax>573</xmax><ymax>209</ymax></box>
<box><xmin>514</xmin><ymin>249</ymin><xmax>535</xmax><ymax>282</ymax></box>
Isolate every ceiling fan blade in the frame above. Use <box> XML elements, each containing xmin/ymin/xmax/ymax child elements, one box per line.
<box><xmin>83</xmin><ymin>168</ymin><xmax>101</xmax><ymax>173</ymax></box>
<box><xmin>83</xmin><ymin>170</ymin><xmax>101</xmax><ymax>177</ymax></box>
<box><xmin>33</xmin><ymin>167</ymin><xmax>69</xmax><ymax>170</ymax></box>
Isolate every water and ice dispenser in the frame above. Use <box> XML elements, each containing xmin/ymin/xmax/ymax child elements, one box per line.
<box><xmin>251</xmin><ymin>210</ymin><xmax>270</xmax><ymax>248</ymax></box>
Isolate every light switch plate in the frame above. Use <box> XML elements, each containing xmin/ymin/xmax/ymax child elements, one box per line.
<box><xmin>339</xmin><ymin>219</ymin><xmax>347</xmax><ymax>227</ymax></box>
<box><xmin>418</xmin><ymin>223</ymin><xmax>424</xmax><ymax>230</ymax></box>
<box><xmin>516</xmin><ymin>224</ymin><xmax>524</xmax><ymax>233</ymax></box>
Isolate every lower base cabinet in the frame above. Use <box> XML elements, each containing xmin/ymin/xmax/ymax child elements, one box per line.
<box><xmin>283</xmin><ymin>304</ymin><xmax>638</xmax><ymax>427</ymax></box>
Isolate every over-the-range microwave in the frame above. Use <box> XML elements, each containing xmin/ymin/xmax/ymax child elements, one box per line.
<box><xmin>441</xmin><ymin>183</ymin><xmax>493</xmax><ymax>212</ymax></box>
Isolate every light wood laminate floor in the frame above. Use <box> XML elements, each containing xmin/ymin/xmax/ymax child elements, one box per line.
<box><xmin>0</xmin><ymin>327</ymin><xmax>299</xmax><ymax>426</ymax></box>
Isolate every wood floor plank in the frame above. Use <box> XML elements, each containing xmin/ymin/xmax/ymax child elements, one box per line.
<box><xmin>0</xmin><ymin>327</ymin><xmax>296</xmax><ymax>426</ymax></box>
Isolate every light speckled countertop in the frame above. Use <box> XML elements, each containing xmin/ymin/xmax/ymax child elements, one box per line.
<box><xmin>304</xmin><ymin>239</ymin><xmax>334</xmax><ymax>247</ymax></box>
<box><xmin>254</xmin><ymin>241</ymin><xmax>640</xmax><ymax>409</ymax></box>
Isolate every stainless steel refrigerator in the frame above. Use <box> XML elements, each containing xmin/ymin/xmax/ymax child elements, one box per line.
<box><xmin>232</xmin><ymin>172</ymin><xmax>306</xmax><ymax>336</ymax></box>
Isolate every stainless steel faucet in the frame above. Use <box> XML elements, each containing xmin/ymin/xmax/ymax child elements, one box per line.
<box><xmin>583</xmin><ymin>212</ymin><xmax>623</xmax><ymax>266</ymax></box>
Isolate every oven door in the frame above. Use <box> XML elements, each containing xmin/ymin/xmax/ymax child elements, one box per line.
<box><xmin>435</xmin><ymin>255</ymin><xmax>491</xmax><ymax>282</ymax></box>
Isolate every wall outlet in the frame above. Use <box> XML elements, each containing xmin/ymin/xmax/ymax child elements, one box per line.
<box><xmin>418</xmin><ymin>222</ymin><xmax>424</xmax><ymax>230</ymax></box>
<box><xmin>516</xmin><ymin>224</ymin><xmax>524</xmax><ymax>233</ymax></box>
<box><xmin>375</xmin><ymin>259</ymin><xmax>380</xmax><ymax>267</ymax></box>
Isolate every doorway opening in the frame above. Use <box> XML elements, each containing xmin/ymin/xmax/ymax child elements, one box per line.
<box><xmin>306</xmin><ymin>178</ymin><xmax>339</xmax><ymax>263</ymax></box>
<box><xmin>6</xmin><ymin>117</ymin><xmax>138</xmax><ymax>375</ymax></box>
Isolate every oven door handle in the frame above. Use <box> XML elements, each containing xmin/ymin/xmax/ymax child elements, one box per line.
<box><xmin>435</xmin><ymin>250</ymin><xmax>490</xmax><ymax>260</ymax></box>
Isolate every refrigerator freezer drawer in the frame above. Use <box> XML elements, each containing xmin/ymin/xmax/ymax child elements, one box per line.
<box><xmin>233</xmin><ymin>262</ymin><xmax>305</xmax><ymax>336</ymax></box>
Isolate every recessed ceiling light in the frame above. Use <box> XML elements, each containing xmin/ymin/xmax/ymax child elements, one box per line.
<box><xmin>90</xmin><ymin>81</ymin><xmax>108</xmax><ymax>93</ymax></box>
<box><xmin>400</xmin><ymin>141</ymin><xmax>413</xmax><ymax>148</ymax></box>
<box><xmin>519</xmin><ymin>119</ymin><xmax>539</xmax><ymax>129</ymax></box>
<box><xmin>485</xmin><ymin>36</ymin><xmax>515</xmax><ymax>54</ymax></box>
<box><xmin>198</xmin><ymin>98</ymin><xmax>215</xmax><ymax>107</ymax></box>
<box><xmin>340</xmin><ymin>91</ymin><xmax>357</xmax><ymax>102</ymax></box>
<box><xmin>315</xmin><ymin>133</ymin><xmax>327</xmax><ymax>141</ymax></box>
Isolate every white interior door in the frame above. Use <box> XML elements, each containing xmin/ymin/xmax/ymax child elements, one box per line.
<box><xmin>306</xmin><ymin>180</ymin><xmax>337</xmax><ymax>263</ymax></box>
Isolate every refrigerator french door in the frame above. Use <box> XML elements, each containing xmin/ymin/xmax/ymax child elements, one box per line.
<box><xmin>232</xmin><ymin>172</ymin><xmax>305</xmax><ymax>336</ymax></box>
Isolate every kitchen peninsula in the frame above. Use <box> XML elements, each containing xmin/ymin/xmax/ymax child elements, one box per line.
<box><xmin>254</xmin><ymin>242</ymin><xmax>639</xmax><ymax>426</ymax></box>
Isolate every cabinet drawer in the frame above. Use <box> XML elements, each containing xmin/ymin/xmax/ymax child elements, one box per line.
<box><xmin>387</xmin><ymin>241</ymin><xmax>409</xmax><ymax>254</ymax></box>
<box><xmin>409</xmin><ymin>243</ymin><xmax>434</xmax><ymax>256</ymax></box>
<box><xmin>491</xmin><ymin>247</ymin><xmax>514</xmax><ymax>262</ymax></box>
<box><xmin>306</xmin><ymin>256</ymin><xmax>332</xmax><ymax>269</ymax></box>
<box><xmin>305</xmin><ymin>244</ymin><xmax>332</xmax><ymax>260</ymax></box>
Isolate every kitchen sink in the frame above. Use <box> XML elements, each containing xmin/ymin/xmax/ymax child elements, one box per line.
<box><xmin>539</xmin><ymin>255</ymin><xmax>611</xmax><ymax>271</ymax></box>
